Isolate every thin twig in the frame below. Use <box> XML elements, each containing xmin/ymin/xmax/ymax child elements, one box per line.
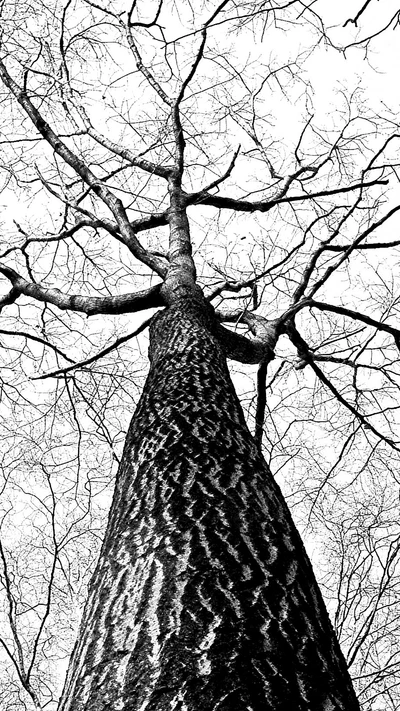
<box><xmin>33</xmin><ymin>316</ymin><xmax>154</xmax><ymax>380</ymax></box>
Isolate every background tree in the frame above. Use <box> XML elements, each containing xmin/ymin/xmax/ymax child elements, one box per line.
<box><xmin>0</xmin><ymin>0</ymin><xmax>399</xmax><ymax>709</ymax></box>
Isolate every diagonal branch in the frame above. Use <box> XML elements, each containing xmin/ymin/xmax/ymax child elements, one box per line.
<box><xmin>342</xmin><ymin>8</ymin><xmax>400</xmax><ymax>48</ymax></box>
<box><xmin>185</xmin><ymin>178</ymin><xmax>388</xmax><ymax>213</ymax></box>
<box><xmin>204</xmin><ymin>0</ymin><xmax>232</xmax><ymax>27</ymax></box>
<box><xmin>0</xmin><ymin>329</ymin><xmax>75</xmax><ymax>363</ymax></box>
<box><xmin>71</xmin><ymin>102</ymin><xmax>172</xmax><ymax>179</ymax></box>
<box><xmin>33</xmin><ymin>316</ymin><xmax>153</xmax><ymax>380</ymax></box>
<box><xmin>309</xmin><ymin>300</ymin><xmax>400</xmax><ymax>359</ymax></box>
<box><xmin>1</xmin><ymin>213</ymin><xmax>169</xmax><ymax>266</ymax></box>
<box><xmin>286</xmin><ymin>322</ymin><xmax>399</xmax><ymax>451</ymax></box>
<box><xmin>323</xmin><ymin>238</ymin><xmax>400</xmax><ymax>252</ymax></box>
<box><xmin>0</xmin><ymin>59</ymin><xmax>167</xmax><ymax>278</ymax></box>
<box><xmin>0</xmin><ymin>540</ymin><xmax>26</xmax><ymax>679</ymax></box>
<box><xmin>0</xmin><ymin>286</ymin><xmax>19</xmax><ymax>311</ymax></box>
<box><xmin>343</xmin><ymin>0</ymin><xmax>373</xmax><ymax>27</ymax></box>
<box><xmin>309</xmin><ymin>300</ymin><xmax>400</xmax><ymax>346</ymax></box>
<box><xmin>177</xmin><ymin>29</ymin><xmax>207</xmax><ymax>105</ymax></box>
<box><xmin>172</xmin><ymin>29</ymin><xmax>207</xmax><ymax>175</ymax></box>
<box><xmin>125</xmin><ymin>11</ymin><xmax>172</xmax><ymax>106</ymax></box>
<box><xmin>200</xmin><ymin>145</ymin><xmax>241</xmax><ymax>194</ymax></box>
<box><xmin>295</xmin><ymin>202</ymin><xmax>400</xmax><ymax>302</ymax></box>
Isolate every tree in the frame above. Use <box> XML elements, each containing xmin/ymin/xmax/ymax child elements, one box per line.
<box><xmin>0</xmin><ymin>0</ymin><xmax>399</xmax><ymax>709</ymax></box>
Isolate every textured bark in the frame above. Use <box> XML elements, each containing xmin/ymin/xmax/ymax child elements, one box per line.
<box><xmin>58</xmin><ymin>297</ymin><xmax>360</xmax><ymax>711</ymax></box>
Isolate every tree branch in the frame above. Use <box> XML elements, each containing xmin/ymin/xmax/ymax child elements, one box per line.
<box><xmin>171</xmin><ymin>29</ymin><xmax>207</xmax><ymax>175</ymax></box>
<box><xmin>216</xmin><ymin>309</ymin><xmax>280</xmax><ymax>364</ymax></box>
<box><xmin>342</xmin><ymin>9</ymin><xmax>400</xmax><ymax>48</ymax></box>
<box><xmin>286</xmin><ymin>322</ymin><xmax>399</xmax><ymax>451</ymax></box>
<box><xmin>0</xmin><ymin>329</ymin><xmax>75</xmax><ymax>363</ymax></box>
<box><xmin>297</xmin><ymin>202</ymin><xmax>400</xmax><ymax>302</ymax></box>
<box><xmin>185</xmin><ymin>178</ymin><xmax>387</xmax><ymax>213</ymax></box>
<box><xmin>71</xmin><ymin>102</ymin><xmax>172</xmax><ymax>179</ymax></box>
<box><xmin>0</xmin><ymin>59</ymin><xmax>167</xmax><ymax>278</ymax></box>
<box><xmin>125</xmin><ymin>12</ymin><xmax>172</xmax><ymax>106</ymax></box>
<box><xmin>343</xmin><ymin>0</ymin><xmax>373</xmax><ymax>27</ymax></box>
<box><xmin>33</xmin><ymin>316</ymin><xmax>153</xmax><ymax>380</ymax></box>
<box><xmin>309</xmin><ymin>300</ymin><xmax>400</xmax><ymax>348</ymax></box>
<box><xmin>324</xmin><ymin>238</ymin><xmax>400</xmax><ymax>252</ymax></box>
<box><xmin>0</xmin><ymin>265</ymin><xmax>164</xmax><ymax>315</ymax></box>
<box><xmin>199</xmin><ymin>145</ymin><xmax>241</xmax><ymax>195</ymax></box>
<box><xmin>0</xmin><ymin>286</ymin><xmax>20</xmax><ymax>311</ymax></box>
<box><xmin>216</xmin><ymin>323</ymin><xmax>266</xmax><ymax>363</ymax></box>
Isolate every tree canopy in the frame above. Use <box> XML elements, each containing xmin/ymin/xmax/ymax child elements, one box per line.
<box><xmin>0</xmin><ymin>1</ymin><xmax>400</xmax><ymax>709</ymax></box>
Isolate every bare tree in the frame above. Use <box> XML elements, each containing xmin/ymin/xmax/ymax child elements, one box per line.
<box><xmin>0</xmin><ymin>1</ymin><xmax>399</xmax><ymax>709</ymax></box>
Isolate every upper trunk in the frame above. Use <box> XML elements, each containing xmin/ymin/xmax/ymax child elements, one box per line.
<box><xmin>58</xmin><ymin>296</ymin><xmax>359</xmax><ymax>711</ymax></box>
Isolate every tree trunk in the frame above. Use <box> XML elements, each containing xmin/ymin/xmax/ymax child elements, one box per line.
<box><xmin>58</xmin><ymin>297</ymin><xmax>359</xmax><ymax>711</ymax></box>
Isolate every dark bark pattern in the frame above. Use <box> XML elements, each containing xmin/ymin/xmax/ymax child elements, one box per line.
<box><xmin>58</xmin><ymin>298</ymin><xmax>359</xmax><ymax>711</ymax></box>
